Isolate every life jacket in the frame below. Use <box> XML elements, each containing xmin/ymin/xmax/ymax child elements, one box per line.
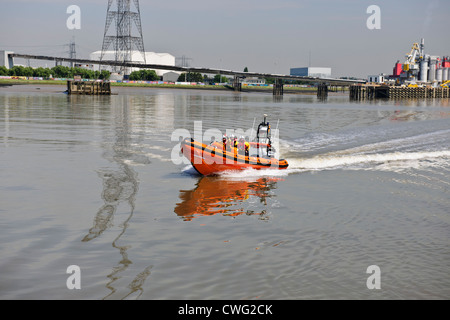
<box><xmin>237</xmin><ymin>141</ymin><xmax>250</xmax><ymax>154</ymax></box>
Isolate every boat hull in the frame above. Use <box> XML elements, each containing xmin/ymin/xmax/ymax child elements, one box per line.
<box><xmin>181</xmin><ymin>138</ymin><xmax>288</xmax><ymax>176</ymax></box>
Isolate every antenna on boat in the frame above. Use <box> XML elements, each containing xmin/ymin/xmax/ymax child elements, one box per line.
<box><xmin>250</xmin><ymin>117</ymin><xmax>256</xmax><ymax>141</ymax></box>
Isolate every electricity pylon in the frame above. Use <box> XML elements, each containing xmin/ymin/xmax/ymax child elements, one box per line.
<box><xmin>100</xmin><ymin>0</ymin><xmax>146</xmax><ymax>75</ymax></box>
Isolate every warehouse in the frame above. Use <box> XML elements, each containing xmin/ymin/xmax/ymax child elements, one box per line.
<box><xmin>290</xmin><ymin>67</ymin><xmax>332</xmax><ymax>78</ymax></box>
<box><xmin>89</xmin><ymin>50</ymin><xmax>177</xmax><ymax>77</ymax></box>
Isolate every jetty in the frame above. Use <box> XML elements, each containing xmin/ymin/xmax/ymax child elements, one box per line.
<box><xmin>67</xmin><ymin>80</ymin><xmax>111</xmax><ymax>95</ymax></box>
<box><xmin>349</xmin><ymin>85</ymin><xmax>450</xmax><ymax>100</ymax></box>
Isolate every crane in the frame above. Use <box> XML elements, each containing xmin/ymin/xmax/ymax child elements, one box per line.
<box><xmin>402</xmin><ymin>42</ymin><xmax>421</xmax><ymax>81</ymax></box>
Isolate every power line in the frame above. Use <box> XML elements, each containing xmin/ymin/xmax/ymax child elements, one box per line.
<box><xmin>176</xmin><ymin>55</ymin><xmax>193</xmax><ymax>68</ymax></box>
<box><xmin>0</xmin><ymin>44</ymin><xmax>67</xmax><ymax>48</ymax></box>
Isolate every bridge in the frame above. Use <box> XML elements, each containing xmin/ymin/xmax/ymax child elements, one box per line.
<box><xmin>7</xmin><ymin>52</ymin><xmax>366</xmax><ymax>96</ymax></box>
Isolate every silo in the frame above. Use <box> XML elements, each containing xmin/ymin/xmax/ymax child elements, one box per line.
<box><xmin>443</xmin><ymin>68</ymin><xmax>449</xmax><ymax>81</ymax></box>
<box><xmin>419</xmin><ymin>60</ymin><xmax>428</xmax><ymax>82</ymax></box>
<box><xmin>436</xmin><ymin>68</ymin><xmax>443</xmax><ymax>82</ymax></box>
<box><xmin>429</xmin><ymin>62</ymin><xmax>436</xmax><ymax>82</ymax></box>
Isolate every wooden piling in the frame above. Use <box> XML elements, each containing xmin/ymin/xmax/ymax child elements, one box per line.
<box><xmin>233</xmin><ymin>75</ymin><xmax>242</xmax><ymax>92</ymax></box>
<box><xmin>350</xmin><ymin>84</ymin><xmax>449</xmax><ymax>100</ymax></box>
<box><xmin>273</xmin><ymin>78</ymin><xmax>284</xmax><ymax>96</ymax></box>
<box><xmin>67</xmin><ymin>80</ymin><xmax>111</xmax><ymax>95</ymax></box>
<box><xmin>317</xmin><ymin>83</ymin><xmax>328</xmax><ymax>98</ymax></box>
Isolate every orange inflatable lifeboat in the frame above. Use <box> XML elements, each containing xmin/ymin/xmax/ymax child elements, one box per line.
<box><xmin>180</xmin><ymin>115</ymin><xmax>289</xmax><ymax>176</ymax></box>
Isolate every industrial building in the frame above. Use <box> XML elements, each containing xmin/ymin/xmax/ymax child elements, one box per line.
<box><xmin>242</xmin><ymin>77</ymin><xmax>266</xmax><ymax>86</ymax></box>
<box><xmin>367</xmin><ymin>74</ymin><xmax>386</xmax><ymax>83</ymax></box>
<box><xmin>386</xmin><ymin>39</ymin><xmax>449</xmax><ymax>85</ymax></box>
<box><xmin>290</xmin><ymin>67</ymin><xmax>332</xmax><ymax>78</ymax></box>
<box><xmin>89</xmin><ymin>50</ymin><xmax>178</xmax><ymax>78</ymax></box>
<box><xmin>162</xmin><ymin>71</ymin><xmax>181</xmax><ymax>82</ymax></box>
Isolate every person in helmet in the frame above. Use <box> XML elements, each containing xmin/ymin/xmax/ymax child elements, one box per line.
<box><xmin>222</xmin><ymin>134</ymin><xmax>228</xmax><ymax>151</ymax></box>
<box><xmin>229</xmin><ymin>134</ymin><xmax>237</xmax><ymax>148</ymax></box>
<box><xmin>237</xmin><ymin>136</ymin><xmax>250</xmax><ymax>156</ymax></box>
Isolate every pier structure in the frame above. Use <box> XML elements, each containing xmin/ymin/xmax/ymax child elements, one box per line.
<box><xmin>67</xmin><ymin>80</ymin><xmax>111</xmax><ymax>95</ymax></box>
<box><xmin>232</xmin><ymin>75</ymin><xmax>242</xmax><ymax>92</ymax></box>
<box><xmin>349</xmin><ymin>84</ymin><xmax>450</xmax><ymax>100</ymax></box>
<box><xmin>317</xmin><ymin>83</ymin><xmax>328</xmax><ymax>98</ymax></box>
<box><xmin>273</xmin><ymin>79</ymin><xmax>284</xmax><ymax>96</ymax></box>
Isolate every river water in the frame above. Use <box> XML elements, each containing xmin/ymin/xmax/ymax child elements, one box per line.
<box><xmin>0</xmin><ymin>85</ymin><xmax>449</xmax><ymax>300</ymax></box>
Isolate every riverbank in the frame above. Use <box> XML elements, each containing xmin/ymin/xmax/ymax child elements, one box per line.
<box><xmin>0</xmin><ymin>78</ymin><xmax>229</xmax><ymax>91</ymax></box>
<box><xmin>0</xmin><ymin>78</ymin><xmax>345</xmax><ymax>95</ymax></box>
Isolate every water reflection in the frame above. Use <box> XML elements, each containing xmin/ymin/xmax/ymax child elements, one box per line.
<box><xmin>175</xmin><ymin>176</ymin><xmax>281</xmax><ymax>221</ymax></box>
<box><xmin>80</xmin><ymin>96</ymin><xmax>152</xmax><ymax>299</ymax></box>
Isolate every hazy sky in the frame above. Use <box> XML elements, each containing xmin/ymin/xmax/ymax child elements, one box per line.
<box><xmin>1</xmin><ymin>0</ymin><xmax>449</xmax><ymax>78</ymax></box>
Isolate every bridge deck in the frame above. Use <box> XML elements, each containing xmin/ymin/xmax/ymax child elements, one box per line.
<box><xmin>11</xmin><ymin>53</ymin><xmax>365</xmax><ymax>86</ymax></box>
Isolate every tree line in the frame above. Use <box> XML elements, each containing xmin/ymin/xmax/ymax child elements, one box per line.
<box><xmin>0</xmin><ymin>65</ymin><xmax>110</xmax><ymax>80</ymax></box>
<box><xmin>0</xmin><ymin>64</ymin><xmax>315</xmax><ymax>85</ymax></box>
<box><xmin>0</xmin><ymin>66</ymin><xmax>227</xmax><ymax>83</ymax></box>
<box><xmin>128</xmin><ymin>69</ymin><xmax>159</xmax><ymax>81</ymax></box>
<box><xmin>129</xmin><ymin>70</ymin><xmax>230</xmax><ymax>83</ymax></box>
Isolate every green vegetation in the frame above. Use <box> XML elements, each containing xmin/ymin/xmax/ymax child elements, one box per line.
<box><xmin>0</xmin><ymin>78</ymin><xmax>66</xmax><ymax>85</ymax></box>
<box><xmin>129</xmin><ymin>69</ymin><xmax>158</xmax><ymax>81</ymax></box>
<box><xmin>214</xmin><ymin>74</ymin><xmax>228</xmax><ymax>83</ymax></box>
<box><xmin>177</xmin><ymin>72</ymin><xmax>204</xmax><ymax>82</ymax></box>
<box><xmin>0</xmin><ymin>65</ymin><xmax>110</xmax><ymax>80</ymax></box>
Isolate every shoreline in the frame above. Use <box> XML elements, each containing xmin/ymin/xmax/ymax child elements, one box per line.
<box><xmin>0</xmin><ymin>79</ymin><xmax>345</xmax><ymax>95</ymax></box>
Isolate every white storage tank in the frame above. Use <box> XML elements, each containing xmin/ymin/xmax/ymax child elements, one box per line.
<box><xmin>436</xmin><ymin>68</ymin><xmax>443</xmax><ymax>82</ymax></box>
<box><xmin>429</xmin><ymin>62</ymin><xmax>436</xmax><ymax>82</ymax></box>
<box><xmin>443</xmin><ymin>68</ymin><xmax>449</xmax><ymax>81</ymax></box>
<box><xmin>419</xmin><ymin>60</ymin><xmax>428</xmax><ymax>82</ymax></box>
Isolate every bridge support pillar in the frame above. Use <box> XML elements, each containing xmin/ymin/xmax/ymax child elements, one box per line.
<box><xmin>0</xmin><ymin>51</ymin><xmax>14</xmax><ymax>69</ymax></box>
<box><xmin>233</xmin><ymin>75</ymin><xmax>242</xmax><ymax>91</ymax></box>
<box><xmin>273</xmin><ymin>78</ymin><xmax>283</xmax><ymax>96</ymax></box>
<box><xmin>317</xmin><ymin>83</ymin><xmax>328</xmax><ymax>98</ymax></box>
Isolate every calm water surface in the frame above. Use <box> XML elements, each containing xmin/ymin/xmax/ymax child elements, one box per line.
<box><xmin>0</xmin><ymin>85</ymin><xmax>449</xmax><ymax>299</ymax></box>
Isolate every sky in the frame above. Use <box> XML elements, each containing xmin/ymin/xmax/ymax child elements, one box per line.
<box><xmin>0</xmin><ymin>0</ymin><xmax>449</xmax><ymax>78</ymax></box>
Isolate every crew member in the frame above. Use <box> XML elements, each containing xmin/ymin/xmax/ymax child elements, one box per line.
<box><xmin>230</xmin><ymin>134</ymin><xmax>237</xmax><ymax>148</ymax></box>
<box><xmin>222</xmin><ymin>134</ymin><xmax>228</xmax><ymax>151</ymax></box>
<box><xmin>228</xmin><ymin>134</ymin><xmax>236</xmax><ymax>153</ymax></box>
<box><xmin>237</xmin><ymin>136</ymin><xmax>250</xmax><ymax>156</ymax></box>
